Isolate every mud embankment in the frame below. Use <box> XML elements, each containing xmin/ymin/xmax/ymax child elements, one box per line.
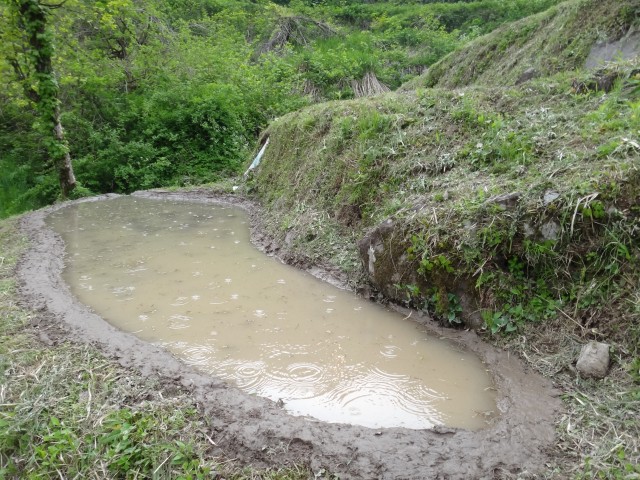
<box><xmin>18</xmin><ymin>190</ymin><xmax>562</xmax><ymax>479</ymax></box>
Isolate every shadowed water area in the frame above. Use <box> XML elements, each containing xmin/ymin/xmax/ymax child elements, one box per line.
<box><xmin>47</xmin><ymin>196</ymin><xmax>497</xmax><ymax>430</ymax></box>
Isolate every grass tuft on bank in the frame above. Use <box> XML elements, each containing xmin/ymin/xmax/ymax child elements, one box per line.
<box><xmin>500</xmin><ymin>319</ymin><xmax>640</xmax><ymax>478</ymax></box>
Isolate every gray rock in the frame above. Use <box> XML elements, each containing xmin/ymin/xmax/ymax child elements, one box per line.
<box><xmin>284</xmin><ymin>230</ymin><xmax>295</xmax><ymax>246</ymax></box>
<box><xmin>522</xmin><ymin>222</ymin><xmax>535</xmax><ymax>238</ymax></box>
<box><xmin>357</xmin><ymin>218</ymin><xmax>482</xmax><ymax>329</ymax></box>
<box><xmin>576</xmin><ymin>341</ymin><xmax>610</xmax><ymax>379</ymax></box>
<box><xmin>486</xmin><ymin>191</ymin><xmax>521</xmax><ymax>210</ymax></box>
<box><xmin>358</xmin><ymin>218</ymin><xmax>413</xmax><ymax>300</ymax></box>
<box><xmin>516</xmin><ymin>67</ymin><xmax>538</xmax><ymax>85</ymax></box>
<box><xmin>540</xmin><ymin>221</ymin><xmax>560</xmax><ymax>241</ymax></box>
<box><xmin>543</xmin><ymin>190</ymin><xmax>560</xmax><ymax>205</ymax></box>
<box><xmin>585</xmin><ymin>30</ymin><xmax>640</xmax><ymax>70</ymax></box>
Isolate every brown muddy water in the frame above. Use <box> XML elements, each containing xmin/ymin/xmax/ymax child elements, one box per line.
<box><xmin>47</xmin><ymin>196</ymin><xmax>496</xmax><ymax>430</ymax></box>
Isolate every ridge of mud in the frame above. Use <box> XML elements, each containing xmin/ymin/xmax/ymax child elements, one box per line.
<box><xmin>17</xmin><ymin>191</ymin><xmax>563</xmax><ymax>479</ymax></box>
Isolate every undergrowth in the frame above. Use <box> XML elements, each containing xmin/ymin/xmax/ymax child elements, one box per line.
<box><xmin>502</xmin><ymin>320</ymin><xmax>640</xmax><ymax>479</ymax></box>
<box><xmin>0</xmin><ymin>217</ymin><xmax>312</xmax><ymax>479</ymax></box>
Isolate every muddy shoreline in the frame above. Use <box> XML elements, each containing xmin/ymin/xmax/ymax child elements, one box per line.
<box><xmin>17</xmin><ymin>190</ymin><xmax>563</xmax><ymax>479</ymax></box>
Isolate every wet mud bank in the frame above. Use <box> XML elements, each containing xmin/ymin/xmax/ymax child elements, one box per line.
<box><xmin>18</xmin><ymin>191</ymin><xmax>563</xmax><ymax>479</ymax></box>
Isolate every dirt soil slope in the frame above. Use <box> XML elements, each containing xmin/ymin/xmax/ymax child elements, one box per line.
<box><xmin>18</xmin><ymin>191</ymin><xmax>562</xmax><ymax>479</ymax></box>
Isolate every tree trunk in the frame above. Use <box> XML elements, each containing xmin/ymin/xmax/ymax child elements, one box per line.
<box><xmin>16</xmin><ymin>0</ymin><xmax>77</xmax><ymax>198</ymax></box>
<box><xmin>53</xmin><ymin>105</ymin><xmax>77</xmax><ymax>197</ymax></box>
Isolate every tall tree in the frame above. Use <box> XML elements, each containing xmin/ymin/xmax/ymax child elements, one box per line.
<box><xmin>5</xmin><ymin>0</ymin><xmax>76</xmax><ymax>198</ymax></box>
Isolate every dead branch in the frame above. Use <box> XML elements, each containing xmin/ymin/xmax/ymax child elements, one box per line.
<box><xmin>258</xmin><ymin>16</ymin><xmax>336</xmax><ymax>55</ymax></box>
<box><xmin>351</xmin><ymin>71</ymin><xmax>390</xmax><ymax>98</ymax></box>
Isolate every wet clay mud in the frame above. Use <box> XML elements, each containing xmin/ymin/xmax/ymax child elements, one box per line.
<box><xmin>18</xmin><ymin>191</ymin><xmax>563</xmax><ymax>479</ymax></box>
<box><xmin>46</xmin><ymin>196</ymin><xmax>496</xmax><ymax>430</ymax></box>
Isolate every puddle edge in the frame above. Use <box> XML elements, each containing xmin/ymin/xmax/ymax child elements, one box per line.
<box><xmin>17</xmin><ymin>191</ymin><xmax>563</xmax><ymax>479</ymax></box>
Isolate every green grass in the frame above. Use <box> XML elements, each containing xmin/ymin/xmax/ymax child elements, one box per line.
<box><xmin>417</xmin><ymin>0</ymin><xmax>640</xmax><ymax>89</ymax></box>
<box><xmin>501</xmin><ymin>319</ymin><xmax>640</xmax><ymax>479</ymax></box>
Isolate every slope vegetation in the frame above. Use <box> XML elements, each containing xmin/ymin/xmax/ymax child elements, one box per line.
<box><xmin>0</xmin><ymin>0</ymin><xmax>561</xmax><ymax>218</ymax></box>
<box><xmin>247</xmin><ymin>1</ymin><xmax>640</xmax><ymax>475</ymax></box>
<box><xmin>256</xmin><ymin>62</ymin><xmax>640</xmax><ymax>334</ymax></box>
<box><xmin>418</xmin><ymin>0</ymin><xmax>640</xmax><ymax>88</ymax></box>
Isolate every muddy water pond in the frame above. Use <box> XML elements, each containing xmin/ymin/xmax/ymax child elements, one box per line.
<box><xmin>48</xmin><ymin>196</ymin><xmax>496</xmax><ymax>430</ymax></box>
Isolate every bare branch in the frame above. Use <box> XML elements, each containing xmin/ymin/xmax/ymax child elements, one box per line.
<box><xmin>259</xmin><ymin>15</ymin><xmax>336</xmax><ymax>55</ymax></box>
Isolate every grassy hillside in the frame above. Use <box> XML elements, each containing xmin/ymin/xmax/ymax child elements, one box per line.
<box><xmin>244</xmin><ymin>0</ymin><xmax>640</xmax><ymax>475</ymax></box>
<box><xmin>255</xmin><ymin>61</ymin><xmax>640</xmax><ymax>332</ymax></box>
<box><xmin>2</xmin><ymin>0</ymin><xmax>639</xmax><ymax>477</ymax></box>
<box><xmin>0</xmin><ymin>0</ymin><xmax>561</xmax><ymax>219</ymax></box>
<box><xmin>408</xmin><ymin>0</ymin><xmax>640</xmax><ymax>89</ymax></box>
<box><xmin>250</xmin><ymin>61</ymin><xmax>640</xmax><ymax>480</ymax></box>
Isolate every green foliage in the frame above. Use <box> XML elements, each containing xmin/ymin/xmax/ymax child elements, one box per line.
<box><xmin>438</xmin><ymin>291</ymin><xmax>463</xmax><ymax>325</ymax></box>
<box><xmin>80</xmin><ymin>83</ymin><xmax>251</xmax><ymax>192</ymax></box>
<box><xmin>0</xmin><ymin>392</ymin><xmax>202</xmax><ymax>478</ymax></box>
<box><xmin>3</xmin><ymin>0</ymin><xmax>78</xmax><ymax>198</ymax></box>
<box><xmin>482</xmin><ymin>310</ymin><xmax>517</xmax><ymax>334</ymax></box>
<box><xmin>629</xmin><ymin>357</ymin><xmax>640</xmax><ymax>384</ymax></box>
<box><xmin>0</xmin><ymin>0</ymin><xmax>564</xmax><ymax>215</ymax></box>
<box><xmin>395</xmin><ymin>283</ymin><xmax>421</xmax><ymax>304</ymax></box>
<box><xmin>581</xmin><ymin>448</ymin><xmax>640</xmax><ymax>479</ymax></box>
<box><xmin>0</xmin><ymin>99</ymin><xmax>71</xmax><ymax>216</ymax></box>
<box><xmin>0</xmin><ymin>0</ymin><xmax>307</xmax><ymax>211</ymax></box>
<box><xmin>301</xmin><ymin>33</ymin><xmax>379</xmax><ymax>98</ymax></box>
<box><xmin>418</xmin><ymin>254</ymin><xmax>455</xmax><ymax>275</ymax></box>
<box><xmin>97</xmin><ymin>408</ymin><xmax>210</xmax><ymax>477</ymax></box>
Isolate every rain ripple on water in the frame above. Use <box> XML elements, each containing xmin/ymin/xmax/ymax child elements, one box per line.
<box><xmin>47</xmin><ymin>196</ymin><xmax>497</xmax><ymax>430</ymax></box>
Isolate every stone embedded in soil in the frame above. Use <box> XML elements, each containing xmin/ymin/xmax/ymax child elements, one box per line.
<box><xmin>585</xmin><ymin>31</ymin><xmax>640</xmax><ymax>70</ymax></box>
<box><xmin>357</xmin><ymin>218</ymin><xmax>415</xmax><ymax>300</ymax></box>
<box><xmin>357</xmin><ymin>218</ymin><xmax>482</xmax><ymax>329</ymax></box>
<box><xmin>515</xmin><ymin>67</ymin><xmax>539</xmax><ymax>85</ymax></box>
<box><xmin>540</xmin><ymin>220</ymin><xmax>560</xmax><ymax>241</ymax></box>
<box><xmin>576</xmin><ymin>341</ymin><xmax>610</xmax><ymax>379</ymax></box>
<box><xmin>485</xmin><ymin>191</ymin><xmax>521</xmax><ymax>210</ymax></box>
<box><xmin>543</xmin><ymin>190</ymin><xmax>560</xmax><ymax>205</ymax></box>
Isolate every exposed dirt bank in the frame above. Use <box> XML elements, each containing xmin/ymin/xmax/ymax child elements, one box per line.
<box><xmin>18</xmin><ymin>190</ymin><xmax>562</xmax><ymax>479</ymax></box>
